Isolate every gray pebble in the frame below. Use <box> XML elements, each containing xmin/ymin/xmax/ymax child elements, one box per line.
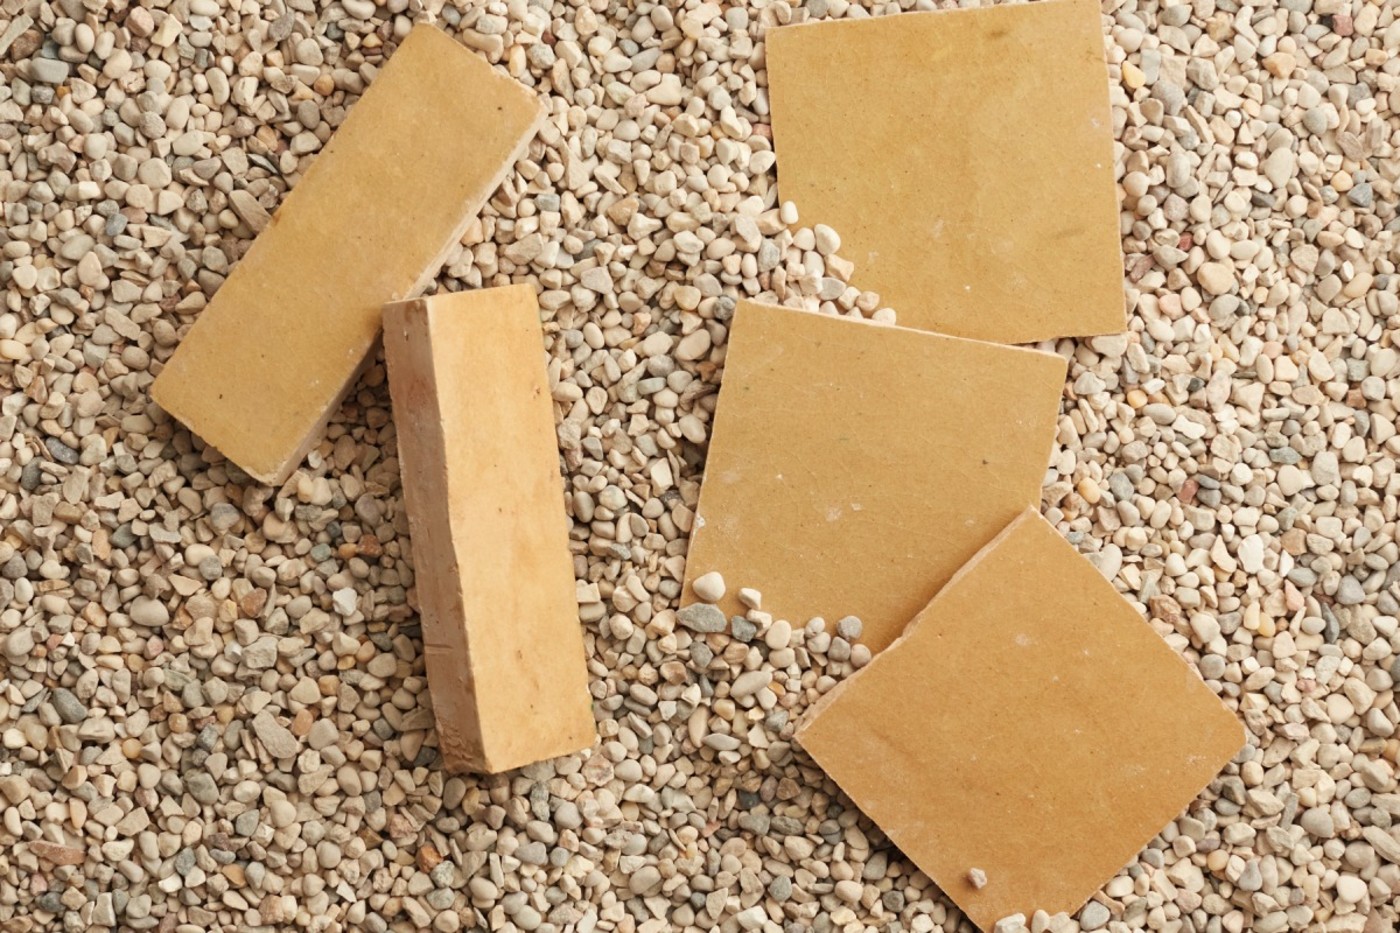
<box><xmin>757</xmin><ymin>240</ymin><xmax>781</xmax><ymax>272</ymax></box>
<box><xmin>730</xmin><ymin>617</ymin><xmax>757</xmax><ymax>642</ymax></box>
<box><xmin>677</xmin><ymin>603</ymin><xmax>726</xmax><ymax>633</ymax></box>
<box><xmin>269</xmin><ymin>12</ymin><xmax>295</xmax><ymax>40</ymax></box>
<box><xmin>1</xmin><ymin>555</ymin><xmax>25</xmax><ymax>582</ymax></box>
<box><xmin>429</xmin><ymin>861</ymin><xmax>455</xmax><ymax>887</ymax></box>
<box><xmin>1198</xmin><ymin>655</ymin><xmax>1226</xmax><ymax>680</ymax></box>
<box><xmin>1347</xmin><ymin>182</ymin><xmax>1373</xmax><ymax>209</ymax></box>
<box><xmin>20</xmin><ymin>459</ymin><xmax>42</xmax><ymax>492</ymax></box>
<box><xmin>738</xmin><ymin>811</ymin><xmax>770</xmax><ymax>834</ymax></box>
<box><xmin>50</xmin><ymin>688</ymin><xmax>87</xmax><ymax>724</ymax></box>
<box><xmin>1079</xmin><ymin>901</ymin><xmax>1110</xmax><ymax>931</ymax></box>
<box><xmin>516</xmin><ymin>841</ymin><xmax>548</xmax><ymax>865</ymax></box>
<box><xmin>1336</xmin><ymin>576</ymin><xmax>1366</xmax><ymax>606</ymax></box>
<box><xmin>770</xmin><ymin>815</ymin><xmax>804</xmax><ymax>835</ymax></box>
<box><xmin>29</xmin><ymin>56</ymin><xmax>70</xmax><ymax>84</ymax></box>
<box><xmin>184</xmin><ymin>772</ymin><xmax>219</xmax><ymax>806</ymax></box>
<box><xmin>1288</xmin><ymin>567</ymin><xmax>1318</xmax><ymax>587</ymax></box>
<box><xmin>234</xmin><ymin>810</ymin><xmax>260</xmax><ymax>837</ymax></box>
<box><xmin>45</xmin><ymin>437</ymin><xmax>79</xmax><ymax>464</ymax></box>
<box><xmin>209</xmin><ymin>502</ymin><xmax>241</xmax><ymax>532</ymax></box>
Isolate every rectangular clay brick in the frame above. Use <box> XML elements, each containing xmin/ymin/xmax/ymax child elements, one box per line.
<box><xmin>797</xmin><ymin>509</ymin><xmax>1245</xmax><ymax>931</ymax></box>
<box><xmin>152</xmin><ymin>24</ymin><xmax>546</xmax><ymax>485</ymax></box>
<box><xmin>382</xmin><ymin>285</ymin><xmax>594</xmax><ymax>774</ymax></box>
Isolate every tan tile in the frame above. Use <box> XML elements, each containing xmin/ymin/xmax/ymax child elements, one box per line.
<box><xmin>153</xmin><ymin>25</ymin><xmax>545</xmax><ymax>485</ymax></box>
<box><xmin>383</xmin><ymin>286</ymin><xmax>594</xmax><ymax>774</ymax></box>
<box><xmin>797</xmin><ymin>509</ymin><xmax>1245</xmax><ymax>931</ymax></box>
<box><xmin>682</xmin><ymin>300</ymin><xmax>1066</xmax><ymax>653</ymax></box>
<box><xmin>766</xmin><ymin>0</ymin><xmax>1124</xmax><ymax>344</ymax></box>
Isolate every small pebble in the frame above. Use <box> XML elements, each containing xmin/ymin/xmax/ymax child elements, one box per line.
<box><xmin>677</xmin><ymin>603</ymin><xmax>727</xmax><ymax>633</ymax></box>
<box><xmin>1334</xmin><ymin>874</ymin><xmax>1367</xmax><ymax>903</ymax></box>
<box><xmin>1079</xmin><ymin>901</ymin><xmax>1110</xmax><ymax>931</ymax></box>
<box><xmin>691</xmin><ymin>571</ymin><xmax>726</xmax><ymax>602</ymax></box>
<box><xmin>28</xmin><ymin>56</ymin><xmax>70</xmax><ymax>83</ymax></box>
<box><xmin>49</xmin><ymin>688</ymin><xmax>87</xmax><ymax>724</ymax></box>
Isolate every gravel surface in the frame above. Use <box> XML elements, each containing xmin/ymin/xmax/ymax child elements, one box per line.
<box><xmin>1</xmin><ymin>0</ymin><xmax>1399</xmax><ymax>932</ymax></box>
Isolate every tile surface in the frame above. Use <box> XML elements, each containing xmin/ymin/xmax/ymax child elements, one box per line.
<box><xmin>797</xmin><ymin>510</ymin><xmax>1245</xmax><ymax>930</ymax></box>
<box><xmin>682</xmin><ymin>301</ymin><xmax>1066</xmax><ymax>652</ymax></box>
<box><xmin>767</xmin><ymin>0</ymin><xmax>1124</xmax><ymax>343</ymax></box>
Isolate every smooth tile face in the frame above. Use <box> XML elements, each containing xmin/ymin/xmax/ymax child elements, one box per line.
<box><xmin>153</xmin><ymin>25</ymin><xmax>545</xmax><ymax>484</ymax></box>
<box><xmin>797</xmin><ymin>510</ymin><xmax>1245</xmax><ymax>931</ymax></box>
<box><xmin>383</xmin><ymin>286</ymin><xmax>594</xmax><ymax>774</ymax></box>
<box><xmin>766</xmin><ymin>0</ymin><xmax>1124</xmax><ymax>344</ymax></box>
<box><xmin>682</xmin><ymin>301</ymin><xmax>1066</xmax><ymax>653</ymax></box>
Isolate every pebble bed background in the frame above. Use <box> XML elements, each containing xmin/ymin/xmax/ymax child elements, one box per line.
<box><xmin>1</xmin><ymin>0</ymin><xmax>1399</xmax><ymax>931</ymax></box>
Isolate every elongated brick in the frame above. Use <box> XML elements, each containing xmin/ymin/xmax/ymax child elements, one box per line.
<box><xmin>382</xmin><ymin>285</ymin><xmax>594</xmax><ymax>774</ymax></box>
<box><xmin>152</xmin><ymin>24</ymin><xmax>546</xmax><ymax>485</ymax></box>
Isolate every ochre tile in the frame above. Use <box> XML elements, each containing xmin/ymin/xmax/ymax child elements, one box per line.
<box><xmin>383</xmin><ymin>286</ymin><xmax>594</xmax><ymax>774</ymax></box>
<box><xmin>766</xmin><ymin>0</ymin><xmax>1124</xmax><ymax>344</ymax></box>
<box><xmin>682</xmin><ymin>300</ymin><xmax>1066</xmax><ymax>652</ymax></box>
<box><xmin>797</xmin><ymin>510</ymin><xmax>1245</xmax><ymax>931</ymax></box>
<box><xmin>153</xmin><ymin>25</ymin><xmax>545</xmax><ymax>485</ymax></box>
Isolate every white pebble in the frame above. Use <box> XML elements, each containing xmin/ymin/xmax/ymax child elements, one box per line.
<box><xmin>691</xmin><ymin>571</ymin><xmax>726</xmax><ymax>602</ymax></box>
